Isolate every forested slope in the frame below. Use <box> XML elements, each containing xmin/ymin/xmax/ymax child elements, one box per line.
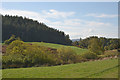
<box><xmin>2</xmin><ymin>15</ymin><xmax>72</xmax><ymax>45</ymax></box>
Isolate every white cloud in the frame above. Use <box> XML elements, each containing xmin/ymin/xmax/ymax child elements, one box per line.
<box><xmin>86</xmin><ymin>21</ymin><xmax>111</xmax><ymax>27</ymax></box>
<box><xmin>46</xmin><ymin>18</ymin><xmax>115</xmax><ymax>39</ymax></box>
<box><xmin>0</xmin><ymin>9</ymin><xmax>75</xmax><ymax>22</ymax></box>
<box><xmin>0</xmin><ymin>9</ymin><xmax>49</xmax><ymax>23</ymax></box>
<box><xmin>86</xmin><ymin>13</ymin><xmax>118</xmax><ymax>18</ymax></box>
<box><xmin>42</xmin><ymin>9</ymin><xmax>75</xmax><ymax>19</ymax></box>
<box><xmin>0</xmin><ymin>9</ymin><xmax>117</xmax><ymax>39</ymax></box>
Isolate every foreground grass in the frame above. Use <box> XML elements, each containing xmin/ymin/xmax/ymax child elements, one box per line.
<box><xmin>30</xmin><ymin>42</ymin><xmax>88</xmax><ymax>55</ymax></box>
<box><xmin>2</xmin><ymin>58</ymin><xmax>118</xmax><ymax>78</ymax></box>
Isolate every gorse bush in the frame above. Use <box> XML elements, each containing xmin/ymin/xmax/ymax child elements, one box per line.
<box><xmin>82</xmin><ymin>51</ymin><xmax>97</xmax><ymax>59</ymax></box>
<box><xmin>24</xmin><ymin>45</ymin><xmax>56</xmax><ymax>66</ymax></box>
<box><xmin>3</xmin><ymin>40</ymin><xmax>56</xmax><ymax>68</ymax></box>
<box><xmin>2</xmin><ymin>54</ymin><xmax>24</xmax><ymax>68</ymax></box>
<box><xmin>57</xmin><ymin>47</ymin><xmax>79</xmax><ymax>64</ymax></box>
<box><xmin>104</xmin><ymin>50</ymin><xmax>118</xmax><ymax>57</ymax></box>
<box><xmin>4</xmin><ymin>35</ymin><xmax>21</xmax><ymax>45</ymax></box>
<box><xmin>3</xmin><ymin>39</ymin><xmax>79</xmax><ymax>69</ymax></box>
<box><xmin>6</xmin><ymin>40</ymin><xmax>26</xmax><ymax>55</ymax></box>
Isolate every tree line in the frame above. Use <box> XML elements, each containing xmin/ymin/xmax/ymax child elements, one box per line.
<box><xmin>2</xmin><ymin>15</ymin><xmax>72</xmax><ymax>45</ymax></box>
<box><xmin>72</xmin><ymin>36</ymin><xmax>120</xmax><ymax>50</ymax></box>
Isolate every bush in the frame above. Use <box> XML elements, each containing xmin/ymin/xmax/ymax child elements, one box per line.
<box><xmin>3</xmin><ymin>40</ymin><xmax>57</xmax><ymax>68</ymax></box>
<box><xmin>4</xmin><ymin>35</ymin><xmax>21</xmax><ymax>45</ymax></box>
<box><xmin>4</xmin><ymin>39</ymin><xmax>97</xmax><ymax>69</ymax></box>
<box><xmin>57</xmin><ymin>47</ymin><xmax>78</xmax><ymax>64</ymax></box>
<box><xmin>82</xmin><ymin>51</ymin><xmax>97</xmax><ymax>59</ymax></box>
<box><xmin>88</xmin><ymin>38</ymin><xmax>104</xmax><ymax>55</ymax></box>
<box><xmin>6</xmin><ymin>40</ymin><xmax>26</xmax><ymax>55</ymax></box>
<box><xmin>97</xmin><ymin>55</ymin><xmax>106</xmax><ymax>59</ymax></box>
<box><xmin>2</xmin><ymin>54</ymin><xmax>24</xmax><ymax>68</ymax></box>
<box><xmin>24</xmin><ymin>45</ymin><xmax>56</xmax><ymax>66</ymax></box>
<box><xmin>104</xmin><ymin>50</ymin><xmax>118</xmax><ymax>57</ymax></box>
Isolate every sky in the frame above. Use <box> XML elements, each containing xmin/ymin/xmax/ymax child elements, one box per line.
<box><xmin>0</xmin><ymin>2</ymin><xmax>118</xmax><ymax>39</ymax></box>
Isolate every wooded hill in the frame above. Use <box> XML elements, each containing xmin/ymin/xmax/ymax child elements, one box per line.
<box><xmin>72</xmin><ymin>36</ymin><xmax>120</xmax><ymax>50</ymax></box>
<box><xmin>2</xmin><ymin>15</ymin><xmax>72</xmax><ymax>45</ymax></box>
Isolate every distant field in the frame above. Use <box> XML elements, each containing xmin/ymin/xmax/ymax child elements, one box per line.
<box><xmin>2</xmin><ymin>58</ymin><xmax>118</xmax><ymax>78</ymax></box>
<box><xmin>29</xmin><ymin>42</ymin><xmax>88</xmax><ymax>55</ymax></box>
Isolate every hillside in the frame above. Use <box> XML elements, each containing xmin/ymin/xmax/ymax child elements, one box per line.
<box><xmin>2</xmin><ymin>58</ymin><xmax>118</xmax><ymax>78</ymax></box>
<box><xmin>2</xmin><ymin>15</ymin><xmax>71</xmax><ymax>45</ymax></box>
<box><xmin>30</xmin><ymin>42</ymin><xmax>88</xmax><ymax>54</ymax></box>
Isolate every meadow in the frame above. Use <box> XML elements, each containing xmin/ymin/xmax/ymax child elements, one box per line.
<box><xmin>30</xmin><ymin>42</ymin><xmax>88</xmax><ymax>55</ymax></box>
<box><xmin>2</xmin><ymin>58</ymin><xmax>118</xmax><ymax>78</ymax></box>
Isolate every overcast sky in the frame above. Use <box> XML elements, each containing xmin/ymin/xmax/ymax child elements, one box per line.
<box><xmin>0</xmin><ymin>2</ymin><xmax>118</xmax><ymax>39</ymax></box>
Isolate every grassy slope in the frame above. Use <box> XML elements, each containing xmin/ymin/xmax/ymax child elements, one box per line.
<box><xmin>2</xmin><ymin>58</ymin><xmax>118</xmax><ymax>78</ymax></box>
<box><xmin>30</xmin><ymin>42</ymin><xmax>88</xmax><ymax>55</ymax></box>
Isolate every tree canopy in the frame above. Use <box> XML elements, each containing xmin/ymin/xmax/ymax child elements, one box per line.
<box><xmin>2</xmin><ymin>15</ymin><xmax>72</xmax><ymax>45</ymax></box>
<box><xmin>72</xmin><ymin>36</ymin><xmax>120</xmax><ymax>50</ymax></box>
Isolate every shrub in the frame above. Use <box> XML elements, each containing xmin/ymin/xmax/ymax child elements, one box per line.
<box><xmin>3</xmin><ymin>39</ymin><xmax>57</xmax><ymax>68</ymax></box>
<box><xmin>82</xmin><ymin>51</ymin><xmax>97</xmax><ymax>59</ymax></box>
<box><xmin>97</xmin><ymin>55</ymin><xmax>106</xmax><ymax>59</ymax></box>
<box><xmin>57</xmin><ymin>47</ymin><xmax>78</xmax><ymax>64</ymax></box>
<box><xmin>2</xmin><ymin>54</ymin><xmax>24</xmax><ymax>68</ymax></box>
<box><xmin>25</xmin><ymin>46</ymin><xmax>56</xmax><ymax>66</ymax></box>
<box><xmin>6</xmin><ymin>40</ymin><xmax>26</xmax><ymax>55</ymax></box>
<box><xmin>4</xmin><ymin>35</ymin><xmax>21</xmax><ymax>45</ymax></box>
<box><xmin>104</xmin><ymin>50</ymin><xmax>118</xmax><ymax>57</ymax></box>
<box><xmin>88</xmin><ymin>38</ymin><xmax>104</xmax><ymax>55</ymax></box>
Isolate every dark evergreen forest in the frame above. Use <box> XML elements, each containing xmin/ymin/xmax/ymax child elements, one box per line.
<box><xmin>2</xmin><ymin>15</ymin><xmax>72</xmax><ymax>45</ymax></box>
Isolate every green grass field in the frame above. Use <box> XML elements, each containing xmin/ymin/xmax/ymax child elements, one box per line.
<box><xmin>2</xmin><ymin>58</ymin><xmax>118</xmax><ymax>78</ymax></box>
<box><xmin>29</xmin><ymin>42</ymin><xmax>88</xmax><ymax>55</ymax></box>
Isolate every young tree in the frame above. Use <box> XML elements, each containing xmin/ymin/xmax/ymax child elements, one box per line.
<box><xmin>88</xmin><ymin>38</ymin><xmax>104</xmax><ymax>55</ymax></box>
